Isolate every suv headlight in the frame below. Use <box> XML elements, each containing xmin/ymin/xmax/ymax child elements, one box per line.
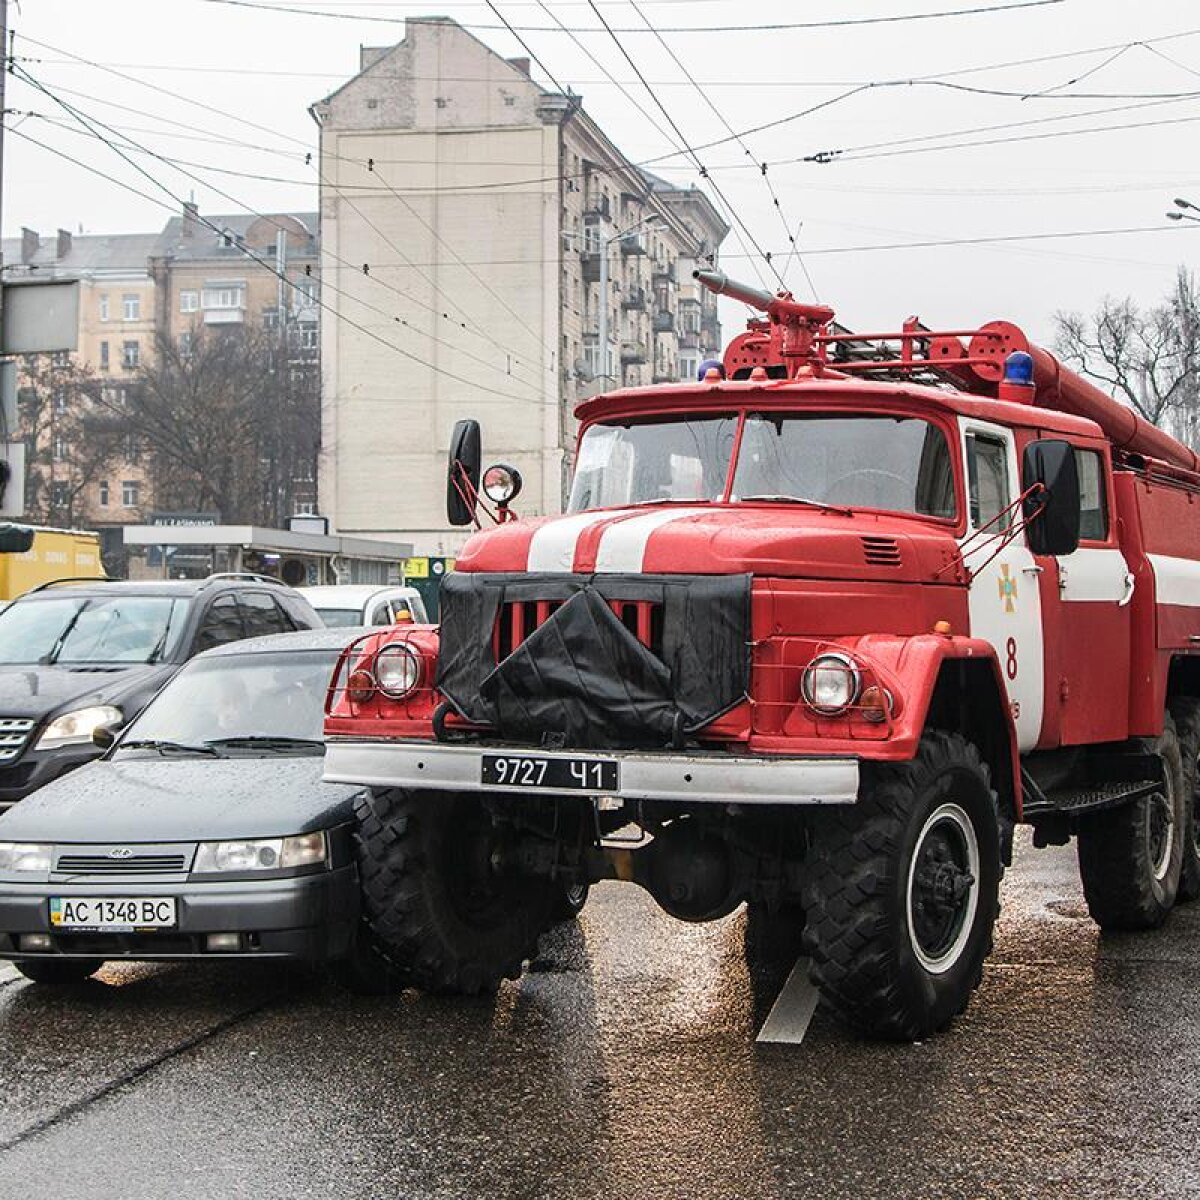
<box><xmin>0</xmin><ymin>842</ymin><xmax>52</xmax><ymax>872</ymax></box>
<box><xmin>36</xmin><ymin>705</ymin><xmax>123</xmax><ymax>751</ymax></box>
<box><xmin>192</xmin><ymin>833</ymin><xmax>327</xmax><ymax>874</ymax></box>
<box><xmin>801</xmin><ymin>652</ymin><xmax>861</xmax><ymax>716</ymax></box>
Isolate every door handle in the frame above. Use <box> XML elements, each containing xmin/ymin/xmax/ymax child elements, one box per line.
<box><xmin>1022</xmin><ymin>565</ymin><xmax>1043</xmax><ymax>575</ymax></box>
<box><xmin>1118</xmin><ymin>571</ymin><xmax>1135</xmax><ymax>607</ymax></box>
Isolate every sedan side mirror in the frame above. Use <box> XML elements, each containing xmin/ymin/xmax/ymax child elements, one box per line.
<box><xmin>1022</xmin><ymin>438</ymin><xmax>1081</xmax><ymax>558</ymax></box>
<box><xmin>92</xmin><ymin>725</ymin><xmax>119</xmax><ymax>751</ymax></box>
<box><xmin>447</xmin><ymin>420</ymin><xmax>482</xmax><ymax>527</ymax></box>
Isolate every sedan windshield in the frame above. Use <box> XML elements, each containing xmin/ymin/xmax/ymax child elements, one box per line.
<box><xmin>315</xmin><ymin>608</ymin><xmax>362</xmax><ymax>629</ymax></box>
<box><xmin>118</xmin><ymin>649</ymin><xmax>337</xmax><ymax>751</ymax></box>
<box><xmin>0</xmin><ymin>596</ymin><xmax>185</xmax><ymax>665</ymax></box>
<box><xmin>567</xmin><ymin>416</ymin><xmax>738</xmax><ymax>512</ymax></box>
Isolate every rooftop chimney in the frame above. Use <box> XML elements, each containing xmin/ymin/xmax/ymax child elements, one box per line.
<box><xmin>507</xmin><ymin>56</ymin><xmax>531</xmax><ymax>77</ymax></box>
<box><xmin>182</xmin><ymin>200</ymin><xmax>200</xmax><ymax>239</ymax></box>
<box><xmin>20</xmin><ymin>228</ymin><xmax>39</xmax><ymax>265</ymax></box>
<box><xmin>56</xmin><ymin>229</ymin><xmax>72</xmax><ymax>259</ymax></box>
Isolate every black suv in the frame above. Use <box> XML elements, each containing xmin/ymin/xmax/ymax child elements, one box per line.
<box><xmin>0</xmin><ymin>575</ymin><xmax>321</xmax><ymax>807</ymax></box>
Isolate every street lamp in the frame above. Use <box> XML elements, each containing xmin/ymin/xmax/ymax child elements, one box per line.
<box><xmin>597</xmin><ymin>213</ymin><xmax>665</xmax><ymax>385</ymax></box>
<box><xmin>1167</xmin><ymin>197</ymin><xmax>1200</xmax><ymax>223</ymax></box>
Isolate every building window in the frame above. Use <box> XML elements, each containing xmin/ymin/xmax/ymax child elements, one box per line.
<box><xmin>179</xmin><ymin>290</ymin><xmax>199</xmax><ymax>313</ymax></box>
<box><xmin>52</xmin><ymin>435</ymin><xmax>66</xmax><ymax>461</ymax></box>
<box><xmin>202</xmin><ymin>286</ymin><xmax>244</xmax><ymax>311</ymax></box>
<box><xmin>262</xmin><ymin>308</ymin><xmax>280</xmax><ymax>330</ymax></box>
<box><xmin>122</xmin><ymin>341</ymin><xmax>140</xmax><ymax>370</ymax></box>
<box><xmin>179</xmin><ymin>331</ymin><xmax>193</xmax><ymax>356</ymax></box>
<box><xmin>98</xmin><ymin>294</ymin><xmax>109</xmax><ymax>322</ymax></box>
<box><xmin>124</xmin><ymin>433</ymin><xmax>140</xmax><ymax>461</ymax></box>
<box><xmin>51</xmin><ymin>481</ymin><xmax>70</xmax><ymax>508</ymax></box>
<box><xmin>298</xmin><ymin>325</ymin><xmax>318</xmax><ymax>351</ymax></box>
<box><xmin>121</xmin><ymin>480</ymin><xmax>139</xmax><ymax>507</ymax></box>
<box><xmin>51</xmin><ymin>350</ymin><xmax>69</xmax><ymax>368</ymax></box>
<box><xmin>99</xmin><ymin>480</ymin><xmax>109</xmax><ymax>507</ymax></box>
<box><xmin>123</xmin><ymin>293</ymin><xmax>140</xmax><ymax>321</ymax></box>
<box><xmin>52</xmin><ymin>388</ymin><xmax>66</xmax><ymax>415</ymax></box>
<box><xmin>99</xmin><ymin>341</ymin><xmax>109</xmax><ymax>372</ymax></box>
<box><xmin>294</xmin><ymin>500</ymin><xmax>316</xmax><ymax>515</ymax></box>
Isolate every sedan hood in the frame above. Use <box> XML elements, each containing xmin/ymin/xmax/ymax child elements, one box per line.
<box><xmin>0</xmin><ymin>663</ymin><xmax>173</xmax><ymax>721</ymax></box>
<box><xmin>0</xmin><ymin>755</ymin><xmax>363</xmax><ymax>842</ymax></box>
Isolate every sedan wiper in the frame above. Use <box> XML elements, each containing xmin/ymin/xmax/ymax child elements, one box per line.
<box><xmin>207</xmin><ymin>736</ymin><xmax>325</xmax><ymax>752</ymax></box>
<box><xmin>738</xmin><ymin>494</ymin><xmax>854</xmax><ymax>516</ymax></box>
<box><xmin>119</xmin><ymin>738</ymin><xmax>224</xmax><ymax>758</ymax></box>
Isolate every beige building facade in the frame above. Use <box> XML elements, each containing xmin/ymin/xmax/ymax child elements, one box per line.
<box><xmin>312</xmin><ymin>17</ymin><xmax>727</xmax><ymax>554</ymax></box>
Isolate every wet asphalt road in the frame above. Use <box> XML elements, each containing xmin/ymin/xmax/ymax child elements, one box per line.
<box><xmin>0</xmin><ymin>831</ymin><xmax>1198</xmax><ymax>1200</ymax></box>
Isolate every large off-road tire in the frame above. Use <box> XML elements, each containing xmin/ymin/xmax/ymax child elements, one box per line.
<box><xmin>328</xmin><ymin>924</ymin><xmax>408</xmax><ymax>996</ymax></box>
<box><xmin>15</xmin><ymin>958</ymin><xmax>102</xmax><ymax>985</ymax></box>
<box><xmin>1077</xmin><ymin>713</ymin><xmax>1185</xmax><ymax>930</ymax></box>
<box><xmin>550</xmin><ymin>883</ymin><xmax>590</xmax><ymax>925</ymax></box>
<box><xmin>354</xmin><ymin>788</ymin><xmax>555</xmax><ymax>995</ymax></box>
<box><xmin>1168</xmin><ymin>697</ymin><xmax>1200</xmax><ymax>903</ymax></box>
<box><xmin>801</xmin><ymin>731</ymin><xmax>1002</xmax><ymax>1041</ymax></box>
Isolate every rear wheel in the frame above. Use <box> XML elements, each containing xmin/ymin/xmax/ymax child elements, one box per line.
<box><xmin>802</xmin><ymin>731</ymin><xmax>1002</xmax><ymax>1041</ymax></box>
<box><xmin>354</xmin><ymin>788</ymin><xmax>555</xmax><ymax>995</ymax></box>
<box><xmin>551</xmin><ymin>882</ymin><xmax>590</xmax><ymax>924</ymax></box>
<box><xmin>15</xmin><ymin>958</ymin><xmax>103</xmax><ymax>985</ymax></box>
<box><xmin>1077</xmin><ymin>714</ymin><xmax>1185</xmax><ymax>930</ymax></box>
<box><xmin>1168</xmin><ymin>697</ymin><xmax>1200</xmax><ymax>903</ymax></box>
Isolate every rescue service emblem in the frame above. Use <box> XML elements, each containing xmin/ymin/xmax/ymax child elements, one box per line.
<box><xmin>998</xmin><ymin>563</ymin><xmax>1018</xmax><ymax>614</ymax></box>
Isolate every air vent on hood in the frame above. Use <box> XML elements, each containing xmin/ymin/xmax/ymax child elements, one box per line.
<box><xmin>861</xmin><ymin>536</ymin><xmax>902</xmax><ymax>566</ymax></box>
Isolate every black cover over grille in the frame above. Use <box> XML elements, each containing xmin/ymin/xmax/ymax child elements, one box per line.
<box><xmin>437</xmin><ymin>572</ymin><xmax>752</xmax><ymax>749</ymax></box>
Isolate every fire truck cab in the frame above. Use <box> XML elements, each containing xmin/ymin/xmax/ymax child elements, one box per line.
<box><xmin>325</xmin><ymin>272</ymin><xmax>1200</xmax><ymax>1040</ymax></box>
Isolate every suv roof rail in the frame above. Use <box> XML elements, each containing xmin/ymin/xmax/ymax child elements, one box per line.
<box><xmin>22</xmin><ymin>575</ymin><xmax>114</xmax><ymax>596</ymax></box>
<box><xmin>201</xmin><ymin>571</ymin><xmax>282</xmax><ymax>587</ymax></box>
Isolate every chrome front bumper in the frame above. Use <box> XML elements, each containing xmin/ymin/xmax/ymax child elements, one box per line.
<box><xmin>324</xmin><ymin>741</ymin><xmax>860</xmax><ymax>807</ymax></box>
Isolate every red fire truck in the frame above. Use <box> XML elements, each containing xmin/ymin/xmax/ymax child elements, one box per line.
<box><xmin>325</xmin><ymin>270</ymin><xmax>1200</xmax><ymax>1039</ymax></box>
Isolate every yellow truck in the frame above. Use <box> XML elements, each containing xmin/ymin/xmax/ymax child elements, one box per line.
<box><xmin>0</xmin><ymin>527</ymin><xmax>104</xmax><ymax>601</ymax></box>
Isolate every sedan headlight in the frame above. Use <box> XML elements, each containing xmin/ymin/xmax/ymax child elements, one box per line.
<box><xmin>0</xmin><ymin>842</ymin><xmax>52</xmax><ymax>872</ymax></box>
<box><xmin>36</xmin><ymin>705</ymin><xmax>123</xmax><ymax>751</ymax></box>
<box><xmin>374</xmin><ymin>643</ymin><xmax>423</xmax><ymax>699</ymax></box>
<box><xmin>192</xmin><ymin>832</ymin><xmax>327</xmax><ymax>874</ymax></box>
<box><xmin>801</xmin><ymin>652</ymin><xmax>861</xmax><ymax>716</ymax></box>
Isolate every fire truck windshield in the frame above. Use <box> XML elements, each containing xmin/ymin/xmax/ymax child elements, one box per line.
<box><xmin>567</xmin><ymin>415</ymin><xmax>738</xmax><ymax>511</ymax></box>
<box><xmin>568</xmin><ymin>411</ymin><xmax>957</xmax><ymax>519</ymax></box>
<box><xmin>734</xmin><ymin>413</ymin><xmax>956</xmax><ymax>518</ymax></box>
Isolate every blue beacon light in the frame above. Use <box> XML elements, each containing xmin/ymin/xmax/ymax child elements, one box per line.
<box><xmin>1003</xmin><ymin>350</ymin><xmax>1035</xmax><ymax>386</ymax></box>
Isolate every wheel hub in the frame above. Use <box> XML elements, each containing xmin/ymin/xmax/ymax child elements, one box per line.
<box><xmin>906</xmin><ymin>802</ymin><xmax>982</xmax><ymax>974</ymax></box>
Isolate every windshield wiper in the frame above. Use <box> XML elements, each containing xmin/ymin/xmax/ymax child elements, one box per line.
<box><xmin>119</xmin><ymin>738</ymin><xmax>224</xmax><ymax>758</ymax></box>
<box><xmin>40</xmin><ymin>602</ymin><xmax>89</xmax><ymax>666</ymax></box>
<box><xmin>206</xmin><ymin>736</ymin><xmax>325</xmax><ymax>752</ymax></box>
<box><xmin>738</xmin><ymin>494</ymin><xmax>854</xmax><ymax>516</ymax></box>
<box><xmin>627</xmin><ymin>497</ymin><xmax>718</xmax><ymax>507</ymax></box>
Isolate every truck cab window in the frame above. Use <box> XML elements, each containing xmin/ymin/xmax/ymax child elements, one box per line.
<box><xmin>1077</xmin><ymin>449</ymin><xmax>1108</xmax><ymax>540</ymax></box>
<box><xmin>966</xmin><ymin>434</ymin><xmax>1011</xmax><ymax>530</ymax></box>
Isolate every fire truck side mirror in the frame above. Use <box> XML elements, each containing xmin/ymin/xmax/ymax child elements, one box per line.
<box><xmin>447</xmin><ymin>420</ymin><xmax>482</xmax><ymax>527</ymax></box>
<box><xmin>1021</xmin><ymin>439</ymin><xmax>1080</xmax><ymax>558</ymax></box>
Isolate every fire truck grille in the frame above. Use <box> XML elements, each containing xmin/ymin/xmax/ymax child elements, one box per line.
<box><xmin>494</xmin><ymin>598</ymin><xmax>664</xmax><ymax>662</ymax></box>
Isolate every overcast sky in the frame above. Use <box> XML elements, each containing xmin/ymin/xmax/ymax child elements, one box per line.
<box><xmin>4</xmin><ymin>0</ymin><xmax>1200</xmax><ymax>345</ymax></box>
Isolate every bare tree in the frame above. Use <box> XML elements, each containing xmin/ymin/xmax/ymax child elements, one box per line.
<box><xmin>103</xmin><ymin>324</ymin><xmax>319</xmax><ymax>526</ymax></box>
<box><xmin>17</xmin><ymin>354</ymin><xmax>122</xmax><ymax>527</ymax></box>
<box><xmin>1055</xmin><ymin>267</ymin><xmax>1200</xmax><ymax>442</ymax></box>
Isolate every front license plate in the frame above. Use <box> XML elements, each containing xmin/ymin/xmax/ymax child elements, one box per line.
<box><xmin>49</xmin><ymin>897</ymin><xmax>178</xmax><ymax>931</ymax></box>
<box><xmin>481</xmin><ymin>754</ymin><xmax>620</xmax><ymax>792</ymax></box>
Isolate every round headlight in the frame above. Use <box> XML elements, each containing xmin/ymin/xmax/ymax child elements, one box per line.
<box><xmin>801</xmin><ymin>652</ymin><xmax>860</xmax><ymax>716</ymax></box>
<box><xmin>482</xmin><ymin>462</ymin><xmax>523</xmax><ymax>505</ymax></box>
<box><xmin>374</xmin><ymin>643</ymin><xmax>422</xmax><ymax>698</ymax></box>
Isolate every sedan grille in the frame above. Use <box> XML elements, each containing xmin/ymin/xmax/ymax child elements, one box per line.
<box><xmin>0</xmin><ymin>718</ymin><xmax>36</xmax><ymax>763</ymax></box>
<box><xmin>55</xmin><ymin>850</ymin><xmax>192</xmax><ymax>875</ymax></box>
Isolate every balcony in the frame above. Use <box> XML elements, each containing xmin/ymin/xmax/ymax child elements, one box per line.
<box><xmin>652</xmin><ymin>262</ymin><xmax>676</xmax><ymax>283</ymax></box>
<box><xmin>652</xmin><ymin>311</ymin><xmax>675</xmax><ymax>334</ymax></box>
<box><xmin>580</xmin><ymin>251</ymin><xmax>602</xmax><ymax>285</ymax></box>
<box><xmin>203</xmin><ymin>306</ymin><xmax>246</xmax><ymax>326</ymax></box>
<box><xmin>583</xmin><ymin>195</ymin><xmax>611</xmax><ymax>221</ymax></box>
<box><xmin>619</xmin><ymin>232</ymin><xmax>649</xmax><ymax>255</ymax></box>
<box><xmin>620</xmin><ymin>340</ymin><xmax>648</xmax><ymax>365</ymax></box>
<box><xmin>678</xmin><ymin>327</ymin><xmax>700</xmax><ymax>349</ymax></box>
<box><xmin>621</xmin><ymin>287</ymin><xmax>647</xmax><ymax>311</ymax></box>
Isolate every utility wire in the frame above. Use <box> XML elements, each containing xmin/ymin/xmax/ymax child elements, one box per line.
<box><xmin>627</xmin><ymin>0</ymin><xmax>818</xmax><ymax>300</ymax></box>
<box><xmin>9</xmin><ymin>69</ymin><xmax>544</xmax><ymax>403</ymax></box>
<box><xmin>584</xmin><ymin>0</ymin><xmax>784</xmax><ymax>291</ymax></box>
<box><xmin>191</xmin><ymin>0</ymin><xmax>1066</xmax><ymax>34</ymax></box>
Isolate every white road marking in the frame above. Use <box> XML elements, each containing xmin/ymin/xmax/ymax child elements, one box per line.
<box><xmin>594</xmin><ymin>507</ymin><xmax>712</xmax><ymax>572</ymax></box>
<box><xmin>0</xmin><ymin>963</ymin><xmax>20</xmax><ymax>985</ymax></box>
<box><xmin>756</xmin><ymin>956</ymin><xmax>820</xmax><ymax>1045</ymax></box>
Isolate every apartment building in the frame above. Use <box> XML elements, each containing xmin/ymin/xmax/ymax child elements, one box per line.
<box><xmin>312</xmin><ymin>16</ymin><xmax>727</xmax><ymax>553</ymax></box>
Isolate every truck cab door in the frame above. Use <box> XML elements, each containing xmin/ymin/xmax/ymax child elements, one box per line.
<box><xmin>1046</xmin><ymin>443</ymin><xmax>1132</xmax><ymax>744</ymax></box>
<box><xmin>958</xmin><ymin>420</ymin><xmax>1046</xmax><ymax>753</ymax></box>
